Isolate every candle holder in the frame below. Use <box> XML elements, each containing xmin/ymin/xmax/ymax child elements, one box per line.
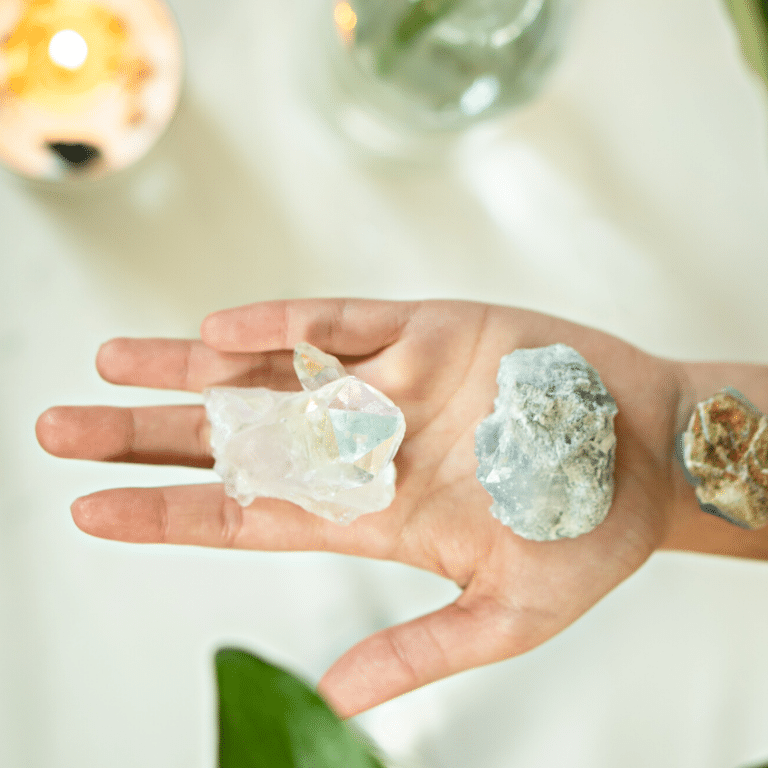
<box><xmin>0</xmin><ymin>0</ymin><xmax>183</xmax><ymax>181</ymax></box>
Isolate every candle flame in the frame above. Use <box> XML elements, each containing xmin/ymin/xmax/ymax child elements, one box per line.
<box><xmin>334</xmin><ymin>1</ymin><xmax>357</xmax><ymax>36</ymax></box>
<box><xmin>1</xmin><ymin>0</ymin><xmax>127</xmax><ymax>111</ymax></box>
<box><xmin>48</xmin><ymin>29</ymin><xmax>89</xmax><ymax>70</ymax></box>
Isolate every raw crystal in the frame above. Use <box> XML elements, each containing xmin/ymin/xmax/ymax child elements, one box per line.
<box><xmin>474</xmin><ymin>344</ymin><xmax>618</xmax><ymax>541</ymax></box>
<box><xmin>204</xmin><ymin>343</ymin><xmax>405</xmax><ymax>524</ymax></box>
<box><xmin>681</xmin><ymin>388</ymin><xmax>768</xmax><ymax>529</ymax></box>
<box><xmin>294</xmin><ymin>343</ymin><xmax>347</xmax><ymax>390</ymax></box>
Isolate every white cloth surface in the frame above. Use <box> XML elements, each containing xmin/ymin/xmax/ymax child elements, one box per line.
<box><xmin>1</xmin><ymin>0</ymin><xmax>768</xmax><ymax>765</ymax></box>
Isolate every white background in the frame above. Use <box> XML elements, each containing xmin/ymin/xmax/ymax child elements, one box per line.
<box><xmin>2</xmin><ymin>0</ymin><xmax>768</xmax><ymax>766</ymax></box>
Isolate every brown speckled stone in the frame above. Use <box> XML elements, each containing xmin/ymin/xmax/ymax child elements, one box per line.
<box><xmin>683</xmin><ymin>389</ymin><xmax>768</xmax><ymax>529</ymax></box>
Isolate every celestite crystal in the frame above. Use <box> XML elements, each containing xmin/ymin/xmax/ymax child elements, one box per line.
<box><xmin>682</xmin><ymin>388</ymin><xmax>768</xmax><ymax>529</ymax></box>
<box><xmin>475</xmin><ymin>344</ymin><xmax>618</xmax><ymax>541</ymax></box>
<box><xmin>204</xmin><ymin>343</ymin><xmax>405</xmax><ymax>524</ymax></box>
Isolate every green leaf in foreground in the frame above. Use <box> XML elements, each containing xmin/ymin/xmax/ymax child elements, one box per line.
<box><xmin>216</xmin><ymin>648</ymin><xmax>387</xmax><ymax>768</ymax></box>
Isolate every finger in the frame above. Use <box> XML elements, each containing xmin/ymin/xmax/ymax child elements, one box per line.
<box><xmin>200</xmin><ymin>298</ymin><xmax>417</xmax><ymax>355</ymax></box>
<box><xmin>70</xmin><ymin>484</ymin><xmax>400</xmax><ymax>557</ymax></box>
<box><xmin>36</xmin><ymin>405</ymin><xmax>212</xmax><ymax>467</ymax></box>
<box><xmin>96</xmin><ymin>338</ymin><xmax>297</xmax><ymax>391</ymax></box>
<box><xmin>318</xmin><ymin>593</ymin><xmax>522</xmax><ymax>718</ymax></box>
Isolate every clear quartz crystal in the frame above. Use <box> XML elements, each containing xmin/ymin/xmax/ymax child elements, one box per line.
<box><xmin>293</xmin><ymin>342</ymin><xmax>347</xmax><ymax>390</ymax></box>
<box><xmin>204</xmin><ymin>344</ymin><xmax>405</xmax><ymax>524</ymax></box>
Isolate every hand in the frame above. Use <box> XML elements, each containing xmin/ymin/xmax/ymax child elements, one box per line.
<box><xmin>36</xmin><ymin>299</ymin><xmax>687</xmax><ymax>717</ymax></box>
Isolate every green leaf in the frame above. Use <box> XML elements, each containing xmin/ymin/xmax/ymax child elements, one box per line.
<box><xmin>215</xmin><ymin>648</ymin><xmax>388</xmax><ymax>768</ymax></box>
<box><xmin>724</xmin><ymin>0</ymin><xmax>768</xmax><ymax>89</ymax></box>
<box><xmin>378</xmin><ymin>0</ymin><xmax>460</xmax><ymax>75</ymax></box>
<box><xmin>392</xmin><ymin>0</ymin><xmax>459</xmax><ymax>51</ymax></box>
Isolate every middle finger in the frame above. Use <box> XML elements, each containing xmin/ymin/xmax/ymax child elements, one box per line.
<box><xmin>37</xmin><ymin>404</ymin><xmax>213</xmax><ymax>467</ymax></box>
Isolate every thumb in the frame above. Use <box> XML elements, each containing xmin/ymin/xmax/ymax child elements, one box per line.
<box><xmin>317</xmin><ymin>595</ymin><xmax>523</xmax><ymax>718</ymax></box>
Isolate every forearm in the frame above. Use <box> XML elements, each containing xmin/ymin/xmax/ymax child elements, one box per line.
<box><xmin>661</xmin><ymin>359</ymin><xmax>768</xmax><ymax>560</ymax></box>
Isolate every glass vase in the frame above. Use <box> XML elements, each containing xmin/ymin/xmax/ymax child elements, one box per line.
<box><xmin>310</xmin><ymin>0</ymin><xmax>571</xmax><ymax>156</ymax></box>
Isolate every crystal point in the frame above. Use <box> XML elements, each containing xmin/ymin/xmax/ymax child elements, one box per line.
<box><xmin>294</xmin><ymin>343</ymin><xmax>346</xmax><ymax>391</ymax></box>
<box><xmin>204</xmin><ymin>344</ymin><xmax>405</xmax><ymax>524</ymax></box>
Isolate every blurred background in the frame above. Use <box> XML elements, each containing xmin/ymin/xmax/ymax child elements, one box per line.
<box><xmin>2</xmin><ymin>0</ymin><xmax>768</xmax><ymax>765</ymax></box>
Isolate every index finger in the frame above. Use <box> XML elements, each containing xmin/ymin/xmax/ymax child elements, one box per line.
<box><xmin>200</xmin><ymin>298</ymin><xmax>417</xmax><ymax>355</ymax></box>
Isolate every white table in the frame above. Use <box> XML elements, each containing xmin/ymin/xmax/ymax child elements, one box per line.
<box><xmin>2</xmin><ymin>0</ymin><xmax>768</xmax><ymax>765</ymax></box>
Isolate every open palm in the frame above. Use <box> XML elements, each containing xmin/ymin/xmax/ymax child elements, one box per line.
<box><xmin>37</xmin><ymin>299</ymin><xmax>686</xmax><ymax>716</ymax></box>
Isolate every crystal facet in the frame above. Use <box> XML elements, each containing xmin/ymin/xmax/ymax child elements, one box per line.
<box><xmin>475</xmin><ymin>344</ymin><xmax>618</xmax><ymax>541</ymax></box>
<box><xmin>204</xmin><ymin>344</ymin><xmax>405</xmax><ymax>524</ymax></box>
<box><xmin>682</xmin><ymin>388</ymin><xmax>768</xmax><ymax>529</ymax></box>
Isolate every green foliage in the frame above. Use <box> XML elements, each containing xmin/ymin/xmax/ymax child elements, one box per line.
<box><xmin>377</xmin><ymin>0</ymin><xmax>459</xmax><ymax>75</ymax></box>
<box><xmin>215</xmin><ymin>648</ymin><xmax>387</xmax><ymax>768</ymax></box>
<box><xmin>392</xmin><ymin>0</ymin><xmax>459</xmax><ymax>51</ymax></box>
<box><xmin>724</xmin><ymin>0</ymin><xmax>768</xmax><ymax>88</ymax></box>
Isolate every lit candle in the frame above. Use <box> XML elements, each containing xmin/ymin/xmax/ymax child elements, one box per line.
<box><xmin>3</xmin><ymin>0</ymin><xmax>128</xmax><ymax>112</ymax></box>
<box><xmin>0</xmin><ymin>0</ymin><xmax>182</xmax><ymax>179</ymax></box>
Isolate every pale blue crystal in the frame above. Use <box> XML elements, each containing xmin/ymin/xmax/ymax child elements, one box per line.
<box><xmin>475</xmin><ymin>344</ymin><xmax>617</xmax><ymax>540</ymax></box>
